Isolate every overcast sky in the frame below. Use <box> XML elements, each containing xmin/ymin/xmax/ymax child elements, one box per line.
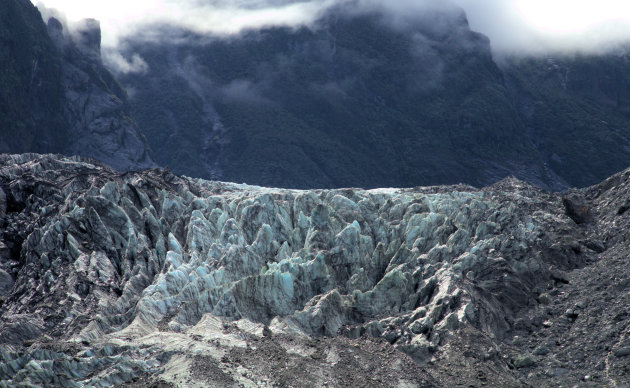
<box><xmin>33</xmin><ymin>0</ymin><xmax>630</xmax><ymax>53</ymax></box>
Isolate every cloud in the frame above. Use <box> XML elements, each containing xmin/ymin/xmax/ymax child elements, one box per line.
<box><xmin>452</xmin><ymin>0</ymin><xmax>630</xmax><ymax>53</ymax></box>
<box><xmin>35</xmin><ymin>0</ymin><xmax>338</xmax><ymax>46</ymax></box>
<box><xmin>219</xmin><ymin>79</ymin><xmax>270</xmax><ymax>104</ymax></box>
<box><xmin>33</xmin><ymin>0</ymin><xmax>630</xmax><ymax>54</ymax></box>
<box><xmin>102</xmin><ymin>50</ymin><xmax>149</xmax><ymax>74</ymax></box>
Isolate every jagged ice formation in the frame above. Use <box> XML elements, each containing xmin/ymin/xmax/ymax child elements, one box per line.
<box><xmin>0</xmin><ymin>154</ymin><xmax>612</xmax><ymax>387</ymax></box>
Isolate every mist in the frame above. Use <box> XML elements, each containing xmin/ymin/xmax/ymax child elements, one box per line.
<box><xmin>453</xmin><ymin>0</ymin><xmax>630</xmax><ymax>54</ymax></box>
<box><xmin>33</xmin><ymin>0</ymin><xmax>630</xmax><ymax>54</ymax></box>
<box><xmin>35</xmin><ymin>0</ymin><xmax>337</xmax><ymax>46</ymax></box>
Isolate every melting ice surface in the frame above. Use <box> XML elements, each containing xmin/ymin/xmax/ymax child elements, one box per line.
<box><xmin>0</xmin><ymin>155</ymin><xmax>568</xmax><ymax>386</ymax></box>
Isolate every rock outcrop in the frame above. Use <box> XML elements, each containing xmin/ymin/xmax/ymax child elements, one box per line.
<box><xmin>0</xmin><ymin>0</ymin><xmax>153</xmax><ymax>172</ymax></box>
<box><xmin>1</xmin><ymin>153</ymin><xmax>627</xmax><ymax>386</ymax></box>
<box><xmin>45</xmin><ymin>16</ymin><xmax>154</xmax><ymax>171</ymax></box>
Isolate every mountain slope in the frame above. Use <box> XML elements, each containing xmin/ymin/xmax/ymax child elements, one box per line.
<box><xmin>117</xmin><ymin>5</ymin><xmax>552</xmax><ymax>189</ymax></box>
<box><xmin>501</xmin><ymin>52</ymin><xmax>630</xmax><ymax>188</ymax></box>
<box><xmin>115</xmin><ymin>4</ymin><xmax>630</xmax><ymax>191</ymax></box>
<box><xmin>0</xmin><ymin>0</ymin><xmax>154</xmax><ymax>171</ymax></box>
<box><xmin>1</xmin><ymin>153</ymin><xmax>629</xmax><ymax>386</ymax></box>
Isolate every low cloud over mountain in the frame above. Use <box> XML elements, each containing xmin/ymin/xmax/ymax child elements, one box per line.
<box><xmin>35</xmin><ymin>0</ymin><xmax>630</xmax><ymax>55</ymax></box>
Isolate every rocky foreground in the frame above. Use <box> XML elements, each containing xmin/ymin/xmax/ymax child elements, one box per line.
<box><xmin>0</xmin><ymin>154</ymin><xmax>629</xmax><ymax>387</ymax></box>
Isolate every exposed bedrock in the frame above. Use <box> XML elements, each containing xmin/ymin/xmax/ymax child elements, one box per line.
<box><xmin>0</xmin><ymin>153</ymin><xmax>604</xmax><ymax>386</ymax></box>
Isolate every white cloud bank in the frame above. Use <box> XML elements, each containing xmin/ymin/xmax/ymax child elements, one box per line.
<box><xmin>35</xmin><ymin>0</ymin><xmax>337</xmax><ymax>46</ymax></box>
<box><xmin>33</xmin><ymin>0</ymin><xmax>630</xmax><ymax>53</ymax></box>
<box><xmin>453</xmin><ymin>0</ymin><xmax>630</xmax><ymax>53</ymax></box>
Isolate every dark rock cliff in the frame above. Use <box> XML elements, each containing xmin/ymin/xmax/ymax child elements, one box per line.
<box><xmin>47</xmin><ymin>16</ymin><xmax>154</xmax><ymax>171</ymax></box>
<box><xmin>0</xmin><ymin>0</ymin><xmax>154</xmax><ymax>171</ymax></box>
<box><xmin>0</xmin><ymin>0</ymin><xmax>65</xmax><ymax>153</ymax></box>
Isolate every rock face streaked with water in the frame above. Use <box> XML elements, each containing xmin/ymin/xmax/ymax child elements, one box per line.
<box><xmin>1</xmin><ymin>153</ymin><xmax>629</xmax><ymax>387</ymax></box>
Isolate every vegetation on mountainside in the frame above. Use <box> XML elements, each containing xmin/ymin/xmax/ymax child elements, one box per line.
<box><xmin>120</xmin><ymin>11</ymin><xmax>544</xmax><ymax>189</ymax></box>
<box><xmin>501</xmin><ymin>53</ymin><xmax>630</xmax><ymax>187</ymax></box>
<box><xmin>122</xmin><ymin>16</ymin><xmax>630</xmax><ymax>190</ymax></box>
